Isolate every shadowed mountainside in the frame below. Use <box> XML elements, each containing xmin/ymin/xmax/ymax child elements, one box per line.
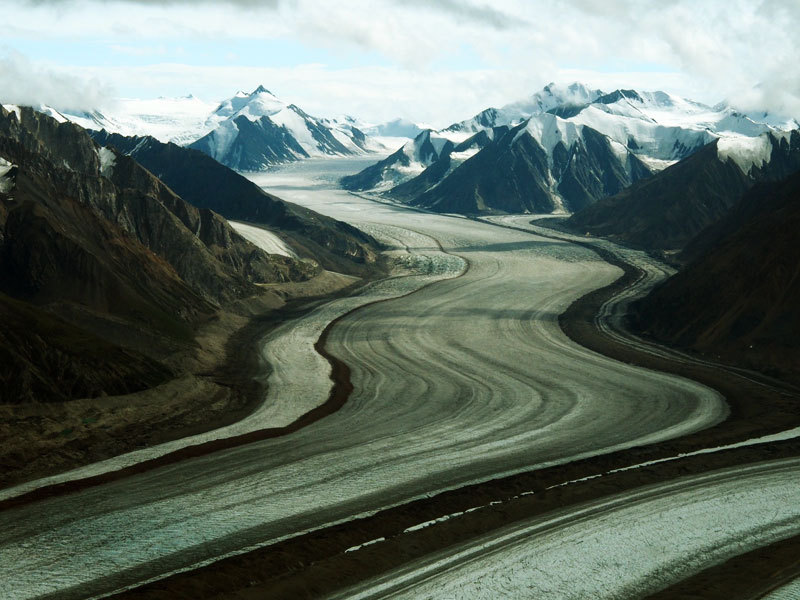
<box><xmin>631</xmin><ymin>169</ymin><xmax>800</xmax><ymax>383</ymax></box>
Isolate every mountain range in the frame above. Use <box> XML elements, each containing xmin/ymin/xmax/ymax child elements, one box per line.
<box><xmin>5</xmin><ymin>80</ymin><xmax>800</xmax><ymax>397</ymax></box>
<box><xmin>342</xmin><ymin>82</ymin><xmax>798</xmax><ymax>216</ymax></box>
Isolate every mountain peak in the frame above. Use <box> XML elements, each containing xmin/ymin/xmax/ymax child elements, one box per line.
<box><xmin>252</xmin><ymin>85</ymin><xmax>271</xmax><ymax>95</ymax></box>
<box><xmin>595</xmin><ymin>89</ymin><xmax>644</xmax><ymax>105</ymax></box>
<box><xmin>531</xmin><ymin>82</ymin><xmax>604</xmax><ymax>106</ymax></box>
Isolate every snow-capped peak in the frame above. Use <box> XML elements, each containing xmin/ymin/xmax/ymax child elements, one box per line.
<box><xmin>714</xmin><ymin>101</ymin><xmax>800</xmax><ymax>132</ymax></box>
<box><xmin>211</xmin><ymin>85</ymin><xmax>286</xmax><ymax>122</ymax></box>
<box><xmin>35</xmin><ymin>104</ymin><xmax>69</xmax><ymax>123</ymax></box>
<box><xmin>1</xmin><ymin>104</ymin><xmax>22</xmax><ymax>121</ymax></box>
<box><xmin>402</xmin><ymin>129</ymin><xmax>453</xmax><ymax>164</ymax></box>
<box><xmin>188</xmin><ymin>86</ymin><xmax>384</xmax><ymax>169</ymax></box>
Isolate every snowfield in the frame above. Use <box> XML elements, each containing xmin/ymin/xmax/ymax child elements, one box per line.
<box><xmin>229</xmin><ymin>221</ymin><xmax>298</xmax><ymax>258</ymax></box>
<box><xmin>57</xmin><ymin>95</ymin><xmax>217</xmax><ymax>145</ymax></box>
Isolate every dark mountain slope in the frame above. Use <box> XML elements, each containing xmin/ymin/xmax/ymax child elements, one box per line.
<box><xmin>91</xmin><ymin>131</ymin><xmax>381</xmax><ymax>276</ymax></box>
<box><xmin>189</xmin><ymin>115</ymin><xmax>309</xmax><ymax>171</ymax></box>
<box><xmin>0</xmin><ymin>292</ymin><xmax>172</xmax><ymax>403</ymax></box>
<box><xmin>567</xmin><ymin>131</ymin><xmax>800</xmax><ymax>251</ymax></box>
<box><xmin>410</xmin><ymin>126</ymin><xmax>555</xmax><ymax>213</ymax></box>
<box><xmin>632</xmin><ymin>169</ymin><xmax>800</xmax><ymax>383</ymax></box>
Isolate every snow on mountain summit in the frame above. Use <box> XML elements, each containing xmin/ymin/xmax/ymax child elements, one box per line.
<box><xmin>26</xmin><ymin>85</ymin><xmax>388</xmax><ymax>169</ymax></box>
<box><xmin>188</xmin><ymin>86</ymin><xmax>378</xmax><ymax>170</ymax></box>
<box><xmin>211</xmin><ymin>85</ymin><xmax>286</xmax><ymax>122</ymax></box>
<box><xmin>506</xmin><ymin>81</ymin><xmax>604</xmax><ymax>118</ymax></box>
<box><xmin>717</xmin><ymin>129</ymin><xmax>795</xmax><ymax>174</ymax></box>
<box><xmin>342</xmin><ymin>81</ymin><xmax>799</xmax><ymax>218</ymax></box>
<box><xmin>446</xmin><ymin>82</ymin><xmax>789</xmax><ymax>148</ymax></box>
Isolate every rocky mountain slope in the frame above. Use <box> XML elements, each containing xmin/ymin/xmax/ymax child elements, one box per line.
<box><xmin>631</xmin><ymin>168</ymin><xmax>800</xmax><ymax>383</ymax></box>
<box><xmin>0</xmin><ymin>105</ymin><xmax>316</xmax><ymax>402</ymax></box>
<box><xmin>91</xmin><ymin>131</ymin><xmax>381</xmax><ymax>276</ymax></box>
<box><xmin>567</xmin><ymin>130</ymin><xmax>800</xmax><ymax>250</ymax></box>
<box><xmin>385</xmin><ymin>127</ymin><xmax>510</xmax><ymax>203</ymax></box>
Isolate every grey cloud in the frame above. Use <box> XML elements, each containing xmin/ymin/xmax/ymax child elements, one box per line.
<box><xmin>394</xmin><ymin>0</ymin><xmax>522</xmax><ymax>30</ymax></box>
<box><xmin>0</xmin><ymin>51</ymin><xmax>116</xmax><ymax>111</ymax></box>
<box><xmin>22</xmin><ymin>0</ymin><xmax>282</xmax><ymax>6</ymax></box>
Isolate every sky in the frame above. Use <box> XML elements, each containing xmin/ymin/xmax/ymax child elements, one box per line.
<box><xmin>1</xmin><ymin>0</ymin><xmax>798</xmax><ymax>127</ymax></box>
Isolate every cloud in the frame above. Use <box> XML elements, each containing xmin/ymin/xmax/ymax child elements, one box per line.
<box><xmin>558</xmin><ymin>0</ymin><xmax>800</xmax><ymax>116</ymax></box>
<box><xmin>2</xmin><ymin>0</ymin><xmax>799</xmax><ymax>123</ymax></box>
<box><xmin>55</xmin><ymin>61</ymin><xmax>546</xmax><ymax>127</ymax></box>
<box><xmin>0</xmin><ymin>51</ymin><xmax>116</xmax><ymax>111</ymax></box>
<box><xmin>22</xmin><ymin>0</ymin><xmax>282</xmax><ymax>5</ymax></box>
<box><xmin>395</xmin><ymin>0</ymin><xmax>522</xmax><ymax>31</ymax></box>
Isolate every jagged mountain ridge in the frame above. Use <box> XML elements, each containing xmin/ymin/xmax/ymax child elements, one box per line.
<box><xmin>445</xmin><ymin>82</ymin><xmax>604</xmax><ymax>135</ymax></box>
<box><xmin>386</xmin><ymin>127</ymin><xmax>510</xmax><ymax>203</ymax></box>
<box><xmin>340</xmin><ymin>129</ymin><xmax>456</xmax><ymax>192</ymax></box>
<box><xmin>446</xmin><ymin>84</ymin><xmax>780</xmax><ymax>161</ymax></box>
<box><xmin>344</xmin><ymin>112</ymin><xmax>655</xmax><ymax>214</ymax></box>
<box><xmin>410</xmin><ymin>119</ymin><xmax>653</xmax><ymax>214</ymax></box>
<box><xmin>34</xmin><ymin>95</ymin><xmax>216</xmax><ymax>146</ymax></box>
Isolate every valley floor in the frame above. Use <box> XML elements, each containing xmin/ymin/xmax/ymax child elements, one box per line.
<box><xmin>1</xmin><ymin>157</ymin><xmax>798</xmax><ymax>600</ymax></box>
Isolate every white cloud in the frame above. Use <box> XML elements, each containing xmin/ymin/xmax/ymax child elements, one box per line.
<box><xmin>555</xmin><ymin>0</ymin><xmax>800</xmax><ymax>116</ymax></box>
<box><xmin>55</xmin><ymin>62</ymin><xmax>548</xmax><ymax>127</ymax></box>
<box><xmin>1</xmin><ymin>0</ymin><xmax>798</xmax><ymax>123</ymax></box>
